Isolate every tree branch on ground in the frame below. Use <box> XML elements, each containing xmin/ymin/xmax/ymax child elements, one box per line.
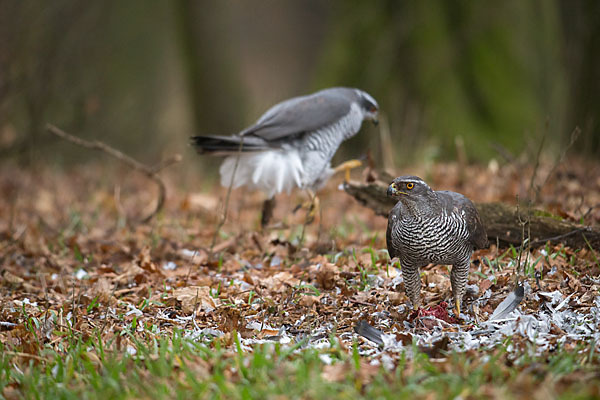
<box><xmin>343</xmin><ymin>178</ymin><xmax>600</xmax><ymax>248</ymax></box>
<box><xmin>46</xmin><ymin>123</ymin><xmax>182</xmax><ymax>223</ymax></box>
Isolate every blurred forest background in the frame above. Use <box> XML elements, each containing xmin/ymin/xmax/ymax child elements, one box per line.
<box><xmin>1</xmin><ymin>0</ymin><xmax>599</xmax><ymax>174</ymax></box>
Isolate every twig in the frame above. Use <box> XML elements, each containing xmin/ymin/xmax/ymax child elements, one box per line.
<box><xmin>582</xmin><ymin>234</ymin><xmax>600</xmax><ymax>269</ymax></box>
<box><xmin>190</xmin><ymin>288</ymin><xmax>202</xmax><ymax>332</ymax></box>
<box><xmin>348</xmin><ymin>298</ymin><xmax>376</xmax><ymax>307</ymax></box>
<box><xmin>46</xmin><ymin>123</ymin><xmax>181</xmax><ymax>223</ymax></box>
<box><xmin>41</xmin><ymin>274</ymin><xmax>50</xmax><ymax>329</ymax></box>
<box><xmin>299</xmin><ymin>189</ymin><xmax>320</xmax><ymax>246</ymax></box>
<box><xmin>209</xmin><ymin>137</ymin><xmax>244</xmax><ymax>254</ymax></box>
<box><xmin>378</xmin><ymin>113</ymin><xmax>395</xmax><ymax>171</ymax></box>
<box><xmin>515</xmin><ymin>196</ymin><xmax>530</xmax><ymax>285</ymax></box>
<box><xmin>455</xmin><ymin>136</ymin><xmax>467</xmax><ymax>185</ymax></box>
<box><xmin>99</xmin><ymin>282</ymin><xmax>118</xmax><ymax>337</ymax></box>
<box><xmin>4</xmin><ymin>351</ymin><xmax>50</xmax><ymax>363</ymax></box>
<box><xmin>113</xmin><ymin>185</ymin><xmax>127</xmax><ymax>225</ymax></box>
<box><xmin>526</xmin><ymin>228</ymin><xmax>587</xmax><ymax>248</ymax></box>
<box><xmin>184</xmin><ymin>250</ymin><xmax>199</xmax><ymax>284</ymax></box>
<box><xmin>72</xmin><ymin>280</ymin><xmax>77</xmax><ymax>327</ymax></box>
<box><xmin>528</xmin><ymin>135</ymin><xmax>545</xmax><ymax>201</ymax></box>
<box><xmin>582</xmin><ymin>203</ymin><xmax>600</xmax><ymax>223</ymax></box>
<box><xmin>537</xmin><ymin>127</ymin><xmax>581</xmax><ymax>201</ymax></box>
<box><xmin>527</xmin><ymin>201</ymin><xmax>532</xmax><ymax>275</ymax></box>
<box><xmin>489</xmin><ymin>141</ymin><xmax>516</xmax><ymax>164</ymax></box>
<box><xmin>150</xmin><ymin>154</ymin><xmax>184</xmax><ymax>174</ymax></box>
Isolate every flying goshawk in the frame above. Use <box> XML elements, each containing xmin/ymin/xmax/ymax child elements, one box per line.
<box><xmin>386</xmin><ymin>176</ymin><xmax>488</xmax><ymax>316</ymax></box>
<box><xmin>191</xmin><ymin>87</ymin><xmax>379</xmax><ymax>226</ymax></box>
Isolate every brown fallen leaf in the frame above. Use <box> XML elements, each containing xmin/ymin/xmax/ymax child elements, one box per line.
<box><xmin>387</xmin><ymin>291</ymin><xmax>404</xmax><ymax>306</ymax></box>
<box><xmin>418</xmin><ymin>336</ymin><xmax>450</xmax><ymax>358</ymax></box>
<box><xmin>135</xmin><ymin>247</ymin><xmax>164</xmax><ymax>276</ymax></box>
<box><xmin>262</xmin><ymin>271</ymin><xmax>300</xmax><ymax>292</ymax></box>
<box><xmin>91</xmin><ymin>277</ymin><xmax>114</xmax><ymax>305</ymax></box>
<box><xmin>298</xmin><ymin>294</ymin><xmax>322</xmax><ymax>307</ymax></box>
<box><xmin>322</xmin><ymin>362</ymin><xmax>348</xmax><ymax>383</ymax></box>
<box><xmin>171</xmin><ymin>286</ymin><xmax>219</xmax><ymax>314</ymax></box>
<box><xmin>357</xmin><ymin>360</ymin><xmax>380</xmax><ymax>385</ymax></box>
<box><xmin>316</xmin><ymin>263</ymin><xmax>337</xmax><ymax>290</ymax></box>
<box><xmin>479</xmin><ymin>279</ymin><xmax>493</xmax><ymax>292</ymax></box>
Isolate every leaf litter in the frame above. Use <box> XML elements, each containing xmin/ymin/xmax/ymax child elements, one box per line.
<box><xmin>1</xmin><ymin>158</ymin><xmax>599</xmax><ymax>394</ymax></box>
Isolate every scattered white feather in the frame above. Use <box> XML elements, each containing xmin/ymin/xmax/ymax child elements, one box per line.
<box><xmin>162</xmin><ymin>261</ymin><xmax>177</xmax><ymax>270</ymax></box>
<box><xmin>75</xmin><ymin>268</ymin><xmax>88</xmax><ymax>280</ymax></box>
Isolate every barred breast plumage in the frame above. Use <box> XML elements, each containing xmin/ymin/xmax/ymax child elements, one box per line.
<box><xmin>386</xmin><ymin>176</ymin><xmax>488</xmax><ymax>316</ymax></box>
<box><xmin>290</xmin><ymin>101</ymin><xmax>366</xmax><ymax>190</ymax></box>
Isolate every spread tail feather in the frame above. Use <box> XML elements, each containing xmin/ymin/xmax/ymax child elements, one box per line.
<box><xmin>190</xmin><ymin>135</ymin><xmax>269</xmax><ymax>155</ymax></box>
<box><xmin>219</xmin><ymin>150</ymin><xmax>304</xmax><ymax>198</ymax></box>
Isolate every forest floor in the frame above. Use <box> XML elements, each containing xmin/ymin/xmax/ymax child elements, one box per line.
<box><xmin>1</xmin><ymin>156</ymin><xmax>599</xmax><ymax>399</ymax></box>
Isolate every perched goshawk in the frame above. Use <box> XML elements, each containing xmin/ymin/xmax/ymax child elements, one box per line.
<box><xmin>386</xmin><ymin>176</ymin><xmax>488</xmax><ymax>316</ymax></box>
<box><xmin>191</xmin><ymin>87</ymin><xmax>379</xmax><ymax>226</ymax></box>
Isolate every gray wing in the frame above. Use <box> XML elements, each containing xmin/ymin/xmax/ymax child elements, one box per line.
<box><xmin>239</xmin><ymin>88</ymin><xmax>357</xmax><ymax>141</ymax></box>
<box><xmin>438</xmin><ymin>191</ymin><xmax>489</xmax><ymax>249</ymax></box>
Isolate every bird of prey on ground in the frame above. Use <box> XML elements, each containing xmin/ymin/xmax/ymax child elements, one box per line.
<box><xmin>386</xmin><ymin>176</ymin><xmax>488</xmax><ymax>317</ymax></box>
<box><xmin>191</xmin><ymin>87</ymin><xmax>379</xmax><ymax>226</ymax></box>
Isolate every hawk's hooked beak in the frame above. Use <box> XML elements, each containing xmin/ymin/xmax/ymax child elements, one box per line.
<box><xmin>387</xmin><ymin>183</ymin><xmax>397</xmax><ymax>197</ymax></box>
<box><xmin>387</xmin><ymin>183</ymin><xmax>407</xmax><ymax>197</ymax></box>
<box><xmin>372</xmin><ymin>118</ymin><xmax>379</xmax><ymax>126</ymax></box>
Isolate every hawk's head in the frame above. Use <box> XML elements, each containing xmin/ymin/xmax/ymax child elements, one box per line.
<box><xmin>355</xmin><ymin>90</ymin><xmax>379</xmax><ymax>125</ymax></box>
<box><xmin>387</xmin><ymin>176</ymin><xmax>433</xmax><ymax>199</ymax></box>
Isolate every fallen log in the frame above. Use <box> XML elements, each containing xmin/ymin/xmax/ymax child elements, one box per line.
<box><xmin>343</xmin><ymin>180</ymin><xmax>600</xmax><ymax>249</ymax></box>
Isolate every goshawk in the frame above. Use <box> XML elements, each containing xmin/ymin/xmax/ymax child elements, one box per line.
<box><xmin>191</xmin><ymin>87</ymin><xmax>379</xmax><ymax>226</ymax></box>
<box><xmin>386</xmin><ymin>176</ymin><xmax>488</xmax><ymax>316</ymax></box>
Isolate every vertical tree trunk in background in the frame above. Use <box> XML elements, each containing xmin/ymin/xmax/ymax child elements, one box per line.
<box><xmin>560</xmin><ymin>0</ymin><xmax>600</xmax><ymax>154</ymax></box>
<box><xmin>173</xmin><ymin>0</ymin><xmax>245</xmax><ymax>136</ymax></box>
<box><xmin>316</xmin><ymin>0</ymin><xmax>573</xmax><ymax>162</ymax></box>
<box><xmin>1</xmin><ymin>1</ymin><xmax>598</xmax><ymax>164</ymax></box>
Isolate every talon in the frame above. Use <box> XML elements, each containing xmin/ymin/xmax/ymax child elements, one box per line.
<box><xmin>305</xmin><ymin>196</ymin><xmax>320</xmax><ymax>224</ymax></box>
<box><xmin>293</xmin><ymin>202</ymin><xmax>306</xmax><ymax>214</ymax></box>
<box><xmin>297</xmin><ymin>191</ymin><xmax>320</xmax><ymax>225</ymax></box>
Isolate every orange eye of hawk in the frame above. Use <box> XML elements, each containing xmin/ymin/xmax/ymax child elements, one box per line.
<box><xmin>406</xmin><ymin>183</ymin><xmax>414</xmax><ymax>190</ymax></box>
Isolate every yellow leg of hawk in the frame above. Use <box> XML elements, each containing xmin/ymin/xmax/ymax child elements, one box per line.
<box><xmin>334</xmin><ymin>159</ymin><xmax>363</xmax><ymax>182</ymax></box>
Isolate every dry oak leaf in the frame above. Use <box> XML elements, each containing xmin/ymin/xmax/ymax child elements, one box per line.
<box><xmin>386</xmin><ymin>291</ymin><xmax>404</xmax><ymax>306</ymax></box>
<box><xmin>316</xmin><ymin>263</ymin><xmax>337</xmax><ymax>290</ymax></box>
<box><xmin>298</xmin><ymin>294</ymin><xmax>323</xmax><ymax>307</ymax></box>
<box><xmin>91</xmin><ymin>278</ymin><xmax>114</xmax><ymax>304</ymax></box>
<box><xmin>261</xmin><ymin>271</ymin><xmax>300</xmax><ymax>292</ymax></box>
<box><xmin>479</xmin><ymin>279</ymin><xmax>493</xmax><ymax>292</ymax></box>
<box><xmin>358</xmin><ymin>253</ymin><xmax>373</xmax><ymax>269</ymax></box>
<box><xmin>135</xmin><ymin>247</ymin><xmax>164</xmax><ymax>276</ymax></box>
<box><xmin>114</xmin><ymin>262</ymin><xmax>146</xmax><ymax>285</ymax></box>
<box><xmin>172</xmin><ymin>286</ymin><xmax>219</xmax><ymax>314</ymax></box>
